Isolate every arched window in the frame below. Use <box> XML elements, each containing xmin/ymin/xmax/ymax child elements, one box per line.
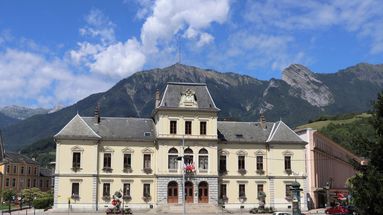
<box><xmin>198</xmin><ymin>148</ymin><xmax>208</xmax><ymax>171</ymax></box>
<box><xmin>184</xmin><ymin>148</ymin><xmax>193</xmax><ymax>165</ymax></box>
<box><xmin>168</xmin><ymin>148</ymin><xmax>178</xmax><ymax>170</ymax></box>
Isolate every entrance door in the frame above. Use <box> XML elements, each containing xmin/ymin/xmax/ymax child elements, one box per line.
<box><xmin>185</xmin><ymin>181</ymin><xmax>194</xmax><ymax>203</ymax></box>
<box><xmin>168</xmin><ymin>181</ymin><xmax>178</xmax><ymax>203</ymax></box>
<box><xmin>198</xmin><ymin>181</ymin><xmax>208</xmax><ymax>203</ymax></box>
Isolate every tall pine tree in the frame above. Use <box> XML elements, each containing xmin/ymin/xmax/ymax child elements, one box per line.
<box><xmin>348</xmin><ymin>92</ymin><xmax>383</xmax><ymax>214</ymax></box>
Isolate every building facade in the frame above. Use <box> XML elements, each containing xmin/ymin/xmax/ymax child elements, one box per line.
<box><xmin>0</xmin><ymin>134</ymin><xmax>52</xmax><ymax>194</ymax></box>
<box><xmin>54</xmin><ymin>82</ymin><xmax>307</xmax><ymax>211</ymax></box>
<box><xmin>297</xmin><ymin>128</ymin><xmax>360</xmax><ymax>209</ymax></box>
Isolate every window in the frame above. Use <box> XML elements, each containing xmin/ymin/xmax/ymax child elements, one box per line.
<box><xmin>39</xmin><ymin>179</ymin><xmax>43</xmax><ymax>188</ymax></box>
<box><xmin>123</xmin><ymin>154</ymin><xmax>132</xmax><ymax>169</ymax></box>
<box><xmin>21</xmin><ymin>166</ymin><xmax>24</xmax><ymax>174</ymax></box>
<box><xmin>5</xmin><ymin>178</ymin><xmax>9</xmax><ymax>187</ymax></box>
<box><xmin>103</xmin><ymin>153</ymin><xmax>112</xmax><ymax>169</ymax></box>
<box><xmin>184</xmin><ymin>148</ymin><xmax>193</xmax><ymax>165</ymax></box>
<box><xmin>143</xmin><ymin>184</ymin><xmax>150</xmax><ymax>197</ymax></box>
<box><xmin>144</xmin><ymin>154</ymin><xmax>151</xmax><ymax>169</ymax></box>
<box><xmin>72</xmin><ymin>183</ymin><xmax>79</xmax><ymax>198</ymax></box>
<box><xmin>13</xmin><ymin>165</ymin><xmax>17</xmax><ymax>174</ymax></box>
<box><xmin>34</xmin><ymin>167</ymin><xmax>38</xmax><ymax>175</ymax></box>
<box><xmin>219</xmin><ymin>155</ymin><xmax>227</xmax><ymax>172</ymax></box>
<box><xmin>238</xmin><ymin>156</ymin><xmax>245</xmax><ymax>170</ymax></box>
<box><xmin>27</xmin><ymin>179</ymin><xmax>31</xmax><ymax>188</ymax></box>
<box><xmin>6</xmin><ymin>165</ymin><xmax>10</xmax><ymax>174</ymax></box>
<box><xmin>220</xmin><ymin>184</ymin><xmax>227</xmax><ymax>199</ymax></box>
<box><xmin>284</xmin><ymin>156</ymin><xmax>291</xmax><ymax>171</ymax></box>
<box><xmin>33</xmin><ymin>179</ymin><xmax>36</xmax><ymax>187</ymax></box>
<box><xmin>257</xmin><ymin>184</ymin><xmax>264</xmax><ymax>198</ymax></box>
<box><xmin>123</xmin><ymin>183</ymin><xmax>131</xmax><ymax>197</ymax></box>
<box><xmin>72</xmin><ymin>152</ymin><xmax>81</xmax><ymax>169</ymax></box>
<box><xmin>256</xmin><ymin>156</ymin><xmax>263</xmax><ymax>170</ymax></box>
<box><xmin>200</xmin><ymin>121</ymin><xmax>206</xmax><ymax>135</ymax></box>
<box><xmin>12</xmin><ymin>178</ymin><xmax>16</xmax><ymax>187</ymax></box>
<box><xmin>28</xmin><ymin>167</ymin><xmax>31</xmax><ymax>175</ymax></box>
<box><xmin>239</xmin><ymin>184</ymin><xmax>246</xmax><ymax>198</ymax></box>
<box><xmin>46</xmin><ymin>180</ymin><xmax>50</xmax><ymax>188</ymax></box>
<box><xmin>198</xmin><ymin>148</ymin><xmax>208</xmax><ymax>170</ymax></box>
<box><xmin>185</xmin><ymin>121</ymin><xmax>192</xmax><ymax>135</ymax></box>
<box><xmin>170</xmin><ymin>121</ymin><xmax>177</xmax><ymax>134</ymax></box>
<box><xmin>285</xmin><ymin>184</ymin><xmax>292</xmax><ymax>199</ymax></box>
<box><xmin>103</xmin><ymin>183</ymin><xmax>110</xmax><ymax>197</ymax></box>
<box><xmin>168</xmin><ymin>148</ymin><xmax>178</xmax><ymax>170</ymax></box>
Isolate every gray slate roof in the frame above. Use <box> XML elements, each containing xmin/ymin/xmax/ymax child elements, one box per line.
<box><xmin>218</xmin><ymin>121</ymin><xmax>274</xmax><ymax>142</ymax></box>
<box><xmin>159</xmin><ymin>82</ymin><xmax>219</xmax><ymax>111</ymax></box>
<box><xmin>4</xmin><ymin>152</ymin><xmax>39</xmax><ymax>165</ymax></box>
<box><xmin>54</xmin><ymin>114</ymin><xmax>101</xmax><ymax>140</ymax></box>
<box><xmin>266</xmin><ymin>121</ymin><xmax>306</xmax><ymax>143</ymax></box>
<box><xmin>40</xmin><ymin>168</ymin><xmax>53</xmax><ymax>177</ymax></box>
<box><xmin>82</xmin><ymin>117</ymin><xmax>155</xmax><ymax>141</ymax></box>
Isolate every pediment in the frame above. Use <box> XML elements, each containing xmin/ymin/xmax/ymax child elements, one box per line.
<box><xmin>122</xmin><ymin>147</ymin><xmax>134</xmax><ymax>154</ymax></box>
<box><xmin>71</xmin><ymin>146</ymin><xmax>84</xmax><ymax>152</ymax></box>
<box><xmin>102</xmin><ymin>146</ymin><xmax>114</xmax><ymax>153</ymax></box>
<box><xmin>236</xmin><ymin>150</ymin><xmax>248</xmax><ymax>156</ymax></box>
<box><xmin>142</xmin><ymin>147</ymin><xmax>154</xmax><ymax>154</ymax></box>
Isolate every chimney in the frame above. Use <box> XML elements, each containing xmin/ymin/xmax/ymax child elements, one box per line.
<box><xmin>94</xmin><ymin>104</ymin><xmax>101</xmax><ymax>124</ymax></box>
<box><xmin>155</xmin><ymin>89</ymin><xmax>161</xmax><ymax>108</ymax></box>
<box><xmin>259</xmin><ymin>112</ymin><xmax>266</xmax><ymax>129</ymax></box>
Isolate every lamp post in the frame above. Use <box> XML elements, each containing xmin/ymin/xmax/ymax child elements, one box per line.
<box><xmin>325</xmin><ymin>182</ymin><xmax>330</xmax><ymax>208</ymax></box>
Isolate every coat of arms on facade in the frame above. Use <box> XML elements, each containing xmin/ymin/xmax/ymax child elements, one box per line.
<box><xmin>179</xmin><ymin>88</ymin><xmax>198</xmax><ymax>108</ymax></box>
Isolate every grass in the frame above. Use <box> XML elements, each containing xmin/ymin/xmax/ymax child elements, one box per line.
<box><xmin>296</xmin><ymin>113</ymin><xmax>371</xmax><ymax>130</ymax></box>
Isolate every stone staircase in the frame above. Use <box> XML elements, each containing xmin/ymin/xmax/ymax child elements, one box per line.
<box><xmin>155</xmin><ymin>204</ymin><xmax>222</xmax><ymax>214</ymax></box>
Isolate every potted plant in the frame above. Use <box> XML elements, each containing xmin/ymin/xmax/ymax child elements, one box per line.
<box><xmin>102</xmin><ymin>167</ymin><xmax>113</xmax><ymax>173</ymax></box>
<box><xmin>238</xmin><ymin>169</ymin><xmax>247</xmax><ymax>175</ymax></box>
<box><xmin>123</xmin><ymin>167</ymin><xmax>132</xmax><ymax>173</ymax></box>
<box><xmin>256</xmin><ymin>169</ymin><xmax>265</xmax><ymax>175</ymax></box>
<box><xmin>143</xmin><ymin>167</ymin><xmax>152</xmax><ymax>174</ymax></box>
<box><xmin>285</xmin><ymin>169</ymin><xmax>292</xmax><ymax>175</ymax></box>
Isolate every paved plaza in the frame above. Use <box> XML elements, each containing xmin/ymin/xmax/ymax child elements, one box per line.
<box><xmin>1</xmin><ymin>208</ymin><xmax>328</xmax><ymax>215</ymax></box>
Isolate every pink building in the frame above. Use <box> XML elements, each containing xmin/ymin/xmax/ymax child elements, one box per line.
<box><xmin>297</xmin><ymin>128</ymin><xmax>361</xmax><ymax>209</ymax></box>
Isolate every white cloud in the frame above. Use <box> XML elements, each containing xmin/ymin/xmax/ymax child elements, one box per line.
<box><xmin>244</xmin><ymin>0</ymin><xmax>383</xmax><ymax>54</ymax></box>
<box><xmin>140</xmin><ymin>0</ymin><xmax>230</xmax><ymax>53</ymax></box>
<box><xmin>79</xmin><ymin>9</ymin><xmax>116</xmax><ymax>44</ymax></box>
<box><xmin>70</xmin><ymin>1</ymin><xmax>230</xmax><ymax>78</ymax></box>
<box><xmin>90</xmin><ymin>39</ymin><xmax>146</xmax><ymax>78</ymax></box>
<box><xmin>0</xmin><ymin>48</ymin><xmax>113</xmax><ymax>107</ymax></box>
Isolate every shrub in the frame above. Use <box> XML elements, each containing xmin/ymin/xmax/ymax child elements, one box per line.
<box><xmin>32</xmin><ymin>197</ymin><xmax>53</xmax><ymax>209</ymax></box>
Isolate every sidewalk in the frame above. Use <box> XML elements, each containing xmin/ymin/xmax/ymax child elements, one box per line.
<box><xmin>1</xmin><ymin>208</ymin><xmax>328</xmax><ymax>215</ymax></box>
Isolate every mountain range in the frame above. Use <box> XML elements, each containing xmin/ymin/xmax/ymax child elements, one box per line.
<box><xmin>1</xmin><ymin>63</ymin><xmax>383</xmax><ymax>151</ymax></box>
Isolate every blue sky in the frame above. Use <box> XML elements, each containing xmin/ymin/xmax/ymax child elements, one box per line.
<box><xmin>0</xmin><ymin>0</ymin><xmax>382</xmax><ymax>108</ymax></box>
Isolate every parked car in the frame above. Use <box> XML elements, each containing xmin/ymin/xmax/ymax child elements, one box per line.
<box><xmin>325</xmin><ymin>205</ymin><xmax>351</xmax><ymax>214</ymax></box>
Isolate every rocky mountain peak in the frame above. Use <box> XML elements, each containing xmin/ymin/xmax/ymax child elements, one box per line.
<box><xmin>282</xmin><ymin>64</ymin><xmax>334</xmax><ymax>107</ymax></box>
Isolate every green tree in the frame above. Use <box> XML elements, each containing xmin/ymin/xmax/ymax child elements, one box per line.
<box><xmin>2</xmin><ymin>189</ymin><xmax>16</xmax><ymax>212</ymax></box>
<box><xmin>21</xmin><ymin>188</ymin><xmax>42</xmax><ymax>207</ymax></box>
<box><xmin>348</xmin><ymin>92</ymin><xmax>383</xmax><ymax>214</ymax></box>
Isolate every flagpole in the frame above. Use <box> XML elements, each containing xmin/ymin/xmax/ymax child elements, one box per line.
<box><xmin>182</xmin><ymin>135</ymin><xmax>185</xmax><ymax>215</ymax></box>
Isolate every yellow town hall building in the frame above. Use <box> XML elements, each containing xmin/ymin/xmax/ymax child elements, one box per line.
<box><xmin>53</xmin><ymin>82</ymin><xmax>307</xmax><ymax>211</ymax></box>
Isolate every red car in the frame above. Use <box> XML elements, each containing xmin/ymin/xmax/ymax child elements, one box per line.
<box><xmin>325</xmin><ymin>205</ymin><xmax>351</xmax><ymax>214</ymax></box>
